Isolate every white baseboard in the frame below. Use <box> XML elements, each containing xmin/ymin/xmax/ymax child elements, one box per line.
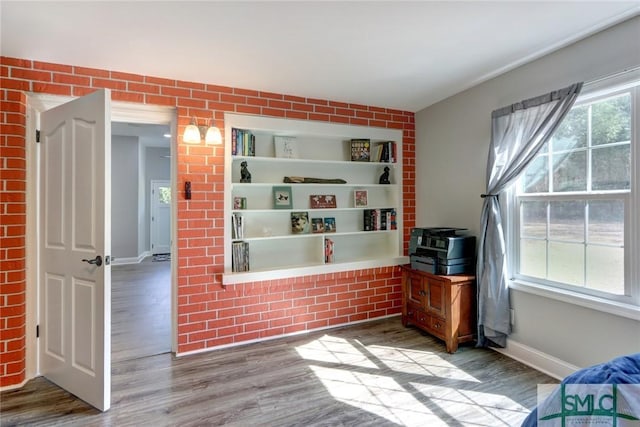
<box><xmin>111</xmin><ymin>251</ymin><xmax>150</xmax><ymax>265</ymax></box>
<box><xmin>0</xmin><ymin>378</ymin><xmax>29</xmax><ymax>392</ymax></box>
<box><xmin>492</xmin><ymin>339</ymin><xmax>580</xmax><ymax>380</ymax></box>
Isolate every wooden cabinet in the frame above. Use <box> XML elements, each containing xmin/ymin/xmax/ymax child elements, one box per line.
<box><xmin>223</xmin><ymin>113</ymin><xmax>408</xmax><ymax>285</ymax></box>
<box><xmin>401</xmin><ymin>266</ymin><xmax>476</xmax><ymax>353</ymax></box>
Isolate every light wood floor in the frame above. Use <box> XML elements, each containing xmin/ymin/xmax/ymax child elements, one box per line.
<box><xmin>1</xmin><ymin>311</ymin><xmax>553</xmax><ymax>426</ymax></box>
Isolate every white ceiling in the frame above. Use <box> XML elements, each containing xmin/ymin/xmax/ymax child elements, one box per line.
<box><xmin>2</xmin><ymin>1</ymin><xmax>639</xmax><ymax>112</ymax></box>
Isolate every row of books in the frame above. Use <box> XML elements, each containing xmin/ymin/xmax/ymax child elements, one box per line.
<box><xmin>363</xmin><ymin>208</ymin><xmax>397</xmax><ymax>231</ymax></box>
<box><xmin>375</xmin><ymin>141</ymin><xmax>397</xmax><ymax>163</ymax></box>
<box><xmin>231</xmin><ymin>128</ymin><xmax>255</xmax><ymax>156</ymax></box>
<box><xmin>232</xmin><ymin>241</ymin><xmax>250</xmax><ymax>272</ymax></box>
<box><xmin>232</xmin><ymin>213</ymin><xmax>244</xmax><ymax>239</ymax></box>
<box><xmin>350</xmin><ymin>139</ymin><xmax>397</xmax><ymax>163</ymax></box>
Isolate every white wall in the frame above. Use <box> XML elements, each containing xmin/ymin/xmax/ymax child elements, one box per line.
<box><xmin>144</xmin><ymin>146</ymin><xmax>171</xmax><ymax>251</ymax></box>
<box><xmin>111</xmin><ymin>136</ymin><xmax>140</xmax><ymax>259</ymax></box>
<box><xmin>415</xmin><ymin>16</ymin><xmax>640</xmax><ymax>370</ymax></box>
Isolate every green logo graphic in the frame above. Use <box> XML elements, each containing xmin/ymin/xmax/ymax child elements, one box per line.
<box><xmin>538</xmin><ymin>384</ymin><xmax>640</xmax><ymax>426</ymax></box>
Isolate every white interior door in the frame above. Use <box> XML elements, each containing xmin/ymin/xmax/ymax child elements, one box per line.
<box><xmin>150</xmin><ymin>180</ymin><xmax>171</xmax><ymax>255</ymax></box>
<box><xmin>39</xmin><ymin>89</ymin><xmax>111</xmax><ymax>411</ymax></box>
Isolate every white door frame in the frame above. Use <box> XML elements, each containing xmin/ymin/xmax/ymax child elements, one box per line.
<box><xmin>25</xmin><ymin>93</ymin><xmax>178</xmax><ymax>381</ymax></box>
<box><xmin>150</xmin><ymin>179</ymin><xmax>172</xmax><ymax>255</ymax></box>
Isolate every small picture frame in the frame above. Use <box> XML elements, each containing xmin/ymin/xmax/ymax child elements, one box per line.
<box><xmin>274</xmin><ymin>136</ymin><xmax>298</xmax><ymax>159</ymax></box>
<box><xmin>311</xmin><ymin>217</ymin><xmax>325</xmax><ymax>233</ymax></box>
<box><xmin>323</xmin><ymin>217</ymin><xmax>336</xmax><ymax>233</ymax></box>
<box><xmin>273</xmin><ymin>186</ymin><xmax>293</xmax><ymax>209</ymax></box>
<box><xmin>310</xmin><ymin>194</ymin><xmax>337</xmax><ymax>209</ymax></box>
<box><xmin>291</xmin><ymin>212</ymin><xmax>310</xmax><ymax>234</ymax></box>
<box><xmin>354</xmin><ymin>190</ymin><xmax>368</xmax><ymax>208</ymax></box>
<box><xmin>233</xmin><ymin>196</ymin><xmax>247</xmax><ymax>210</ymax></box>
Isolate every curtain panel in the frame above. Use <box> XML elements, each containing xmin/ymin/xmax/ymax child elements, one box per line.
<box><xmin>477</xmin><ymin>82</ymin><xmax>583</xmax><ymax>348</ymax></box>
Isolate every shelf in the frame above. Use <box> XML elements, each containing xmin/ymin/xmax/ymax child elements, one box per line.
<box><xmin>232</xmin><ymin>206</ymin><xmax>397</xmax><ymax>214</ymax></box>
<box><xmin>222</xmin><ymin>256</ymin><xmax>409</xmax><ymax>285</ymax></box>
<box><xmin>231</xmin><ymin>183</ymin><xmax>399</xmax><ymax>188</ymax></box>
<box><xmin>232</xmin><ymin>155</ymin><xmax>398</xmax><ymax>167</ymax></box>
<box><xmin>232</xmin><ymin>229</ymin><xmax>399</xmax><ymax>242</ymax></box>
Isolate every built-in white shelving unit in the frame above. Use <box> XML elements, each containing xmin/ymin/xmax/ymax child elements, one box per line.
<box><xmin>223</xmin><ymin>113</ymin><xmax>407</xmax><ymax>284</ymax></box>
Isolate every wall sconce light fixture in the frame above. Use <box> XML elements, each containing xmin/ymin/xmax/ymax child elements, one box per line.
<box><xmin>183</xmin><ymin>115</ymin><xmax>222</xmax><ymax>145</ymax></box>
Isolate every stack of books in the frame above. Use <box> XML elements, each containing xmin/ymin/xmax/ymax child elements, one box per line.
<box><xmin>231</xmin><ymin>128</ymin><xmax>255</xmax><ymax>156</ymax></box>
<box><xmin>363</xmin><ymin>208</ymin><xmax>397</xmax><ymax>231</ymax></box>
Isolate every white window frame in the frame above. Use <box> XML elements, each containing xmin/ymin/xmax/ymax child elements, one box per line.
<box><xmin>506</xmin><ymin>69</ymin><xmax>640</xmax><ymax>320</ymax></box>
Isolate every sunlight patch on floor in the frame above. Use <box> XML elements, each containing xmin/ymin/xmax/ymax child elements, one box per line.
<box><xmin>295</xmin><ymin>335</ymin><xmax>378</xmax><ymax>369</ymax></box>
<box><xmin>309</xmin><ymin>365</ymin><xmax>450</xmax><ymax>427</ymax></box>
<box><xmin>411</xmin><ymin>383</ymin><xmax>531</xmax><ymax>426</ymax></box>
<box><xmin>365</xmin><ymin>344</ymin><xmax>480</xmax><ymax>383</ymax></box>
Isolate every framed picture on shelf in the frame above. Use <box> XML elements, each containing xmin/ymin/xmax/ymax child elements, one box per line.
<box><xmin>323</xmin><ymin>217</ymin><xmax>336</xmax><ymax>233</ymax></box>
<box><xmin>310</xmin><ymin>194</ymin><xmax>337</xmax><ymax>209</ymax></box>
<box><xmin>311</xmin><ymin>217</ymin><xmax>325</xmax><ymax>233</ymax></box>
<box><xmin>233</xmin><ymin>196</ymin><xmax>247</xmax><ymax>210</ymax></box>
<box><xmin>273</xmin><ymin>186</ymin><xmax>293</xmax><ymax>209</ymax></box>
<box><xmin>291</xmin><ymin>212</ymin><xmax>310</xmax><ymax>234</ymax></box>
<box><xmin>274</xmin><ymin>136</ymin><xmax>298</xmax><ymax>159</ymax></box>
<box><xmin>354</xmin><ymin>190</ymin><xmax>368</xmax><ymax>208</ymax></box>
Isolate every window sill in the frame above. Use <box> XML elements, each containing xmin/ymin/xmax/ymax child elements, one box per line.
<box><xmin>509</xmin><ymin>279</ymin><xmax>640</xmax><ymax>321</ymax></box>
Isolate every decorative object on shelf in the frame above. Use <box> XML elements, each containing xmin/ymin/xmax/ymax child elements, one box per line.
<box><xmin>240</xmin><ymin>161</ymin><xmax>252</xmax><ymax>183</ymax></box>
<box><xmin>291</xmin><ymin>212</ymin><xmax>310</xmax><ymax>234</ymax></box>
<box><xmin>284</xmin><ymin>176</ymin><xmax>347</xmax><ymax>184</ymax></box>
<box><xmin>309</xmin><ymin>194</ymin><xmax>337</xmax><ymax>209</ymax></box>
<box><xmin>350</xmin><ymin>139</ymin><xmax>371</xmax><ymax>162</ymax></box>
<box><xmin>354</xmin><ymin>189</ymin><xmax>368</xmax><ymax>207</ymax></box>
<box><xmin>311</xmin><ymin>218</ymin><xmax>325</xmax><ymax>233</ymax></box>
<box><xmin>183</xmin><ymin>114</ymin><xmax>222</xmax><ymax>145</ymax></box>
<box><xmin>379</xmin><ymin>166</ymin><xmax>391</xmax><ymax>184</ymax></box>
<box><xmin>273</xmin><ymin>186</ymin><xmax>293</xmax><ymax>209</ymax></box>
<box><xmin>324</xmin><ymin>238</ymin><xmax>335</xmax><ymax>263</ymax></box>
<box><xmin>274</xmin><ymin>136</ymin><xmax>298</xmax><ymax>159</ymax></box>
<box><xmin>323</xmin><ymin>217</ymin><xmax>336</xmax><ymax>233</ymax></box>
<box><xmin>233</xmin><ymin>197</ymin><xmax>247</xmax><ymax>210</ymax></box>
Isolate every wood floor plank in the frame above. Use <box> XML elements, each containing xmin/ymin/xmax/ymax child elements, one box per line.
<box><xmin>1</xmin><ymin>316</ymin><xmax>554</xmax><ymax>426</ymax></box>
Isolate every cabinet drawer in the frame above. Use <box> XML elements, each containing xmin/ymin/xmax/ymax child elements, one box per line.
<box><xmin>427</xmin><ymin>316</ymin><xmax>446</xmax><ymax>339</ymax></box>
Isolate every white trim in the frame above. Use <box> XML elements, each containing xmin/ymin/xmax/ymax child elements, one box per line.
<box><xmin>111</xmin><ymin>251</ymin><xmax>150</xmax><ymax>266</ymax></box>
<box><xmin>492</xmin><ymin>339</ymin><xmax>580</xmax><ymax>381</ymax></box>
<box><xmin>510</xmin><ymin>279</ymin><xmax>640</xmax><ymax>321</ymax></box>
<box><xmin>0</xmin><ymin>378</ymin><xmax>30</xmax><ymax>392</ymax></box>
<box><xmin>176</xmin><ymin>314</ymin><xmax>400</xmax><ymax>358</ymax></box>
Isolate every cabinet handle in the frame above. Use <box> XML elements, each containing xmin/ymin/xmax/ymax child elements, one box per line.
<box><xmin>419</xmin><ymin>290</ymin><xmax>426</xmax><ymax>296</ymax></box>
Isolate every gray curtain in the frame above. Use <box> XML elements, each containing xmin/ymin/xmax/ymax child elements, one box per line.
<box><xmin>477</xmin><ymin>82</ymin><xmax>583</xmax><ymax>348</ymax></box>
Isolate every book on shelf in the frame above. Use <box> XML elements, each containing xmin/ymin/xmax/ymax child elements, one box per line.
<box><xmin>233</xmin><ymin>197</ymin><xmax>247</xmax><ymax>210</ymax></box>
<box><xmin>309</xmin><ymin>194</ymin><xmax>337</xmax><ymax>209</ymax></box>
<box><xmin>232</xmin><ymin>213</ymin><xmax>244</xmax><ymax>239</ymax></box>
<box><xmin>291</xmin><ymin>211</ymin><xmax>310</xmax><ymax>234</ymax></box>
<box><xmin>375</xmin><ymin>141</ymin><xmax>397</xmax><ymax>163</ymax></box>
<box><xmin>324</xmin><ymin>238</ymin><xmax>334</xmax><ymax>263</ymax></box>
<box><xmin>311</xmin><ymin>218</ymin><xmax>325</xmax><ymax>233</ymax></box>
<box><xmin>323</xmin><ymin>217</ymin><xmax>336</xmax><ymax>233</ymax></box>
<box><xmin>363</xmin><ymin>208</ymin><xmax>397</xmax><ymax>231</ymax></box>
<box><xmin>232</xmin><ymin>241</ymin><xmax>250</xmax><ymax>272</ymax></box>
<box><xmin>231</xmin><ymin>128</ymin><xmax>255</xmax><ymax>156</ymax></box>
<box><xmin>350</xmin><ymin>139</ymin><xmax>371</xmax><ymax>162</ymax></box>
<box><xmin>274</xmin><ymin>136</ymin><xmax>298</xmax><ymax>159</ymax></box>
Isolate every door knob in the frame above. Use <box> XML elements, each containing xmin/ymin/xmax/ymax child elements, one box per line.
<box><xmin>82</xmin><ymin>255</ymin><xmax>103</xmax><ymax>267</ymax></box>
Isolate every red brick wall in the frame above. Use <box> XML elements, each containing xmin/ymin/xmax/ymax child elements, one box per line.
<box><xmin>0</xmin><ymin>56</ymin><xmax>416</xmax><ymax>387</ymax></box>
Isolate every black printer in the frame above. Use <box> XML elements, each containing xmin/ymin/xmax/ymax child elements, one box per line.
<box><xmin>409</xmin><ymin>227</ymin><xmax>476</xmax><ymax>275</ymax></box>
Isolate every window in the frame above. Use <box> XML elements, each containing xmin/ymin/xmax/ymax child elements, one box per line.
<box><xmin>510</xmin><ymin>75</ymin><xmax>639</xmax><ymax>306</ymax></box>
